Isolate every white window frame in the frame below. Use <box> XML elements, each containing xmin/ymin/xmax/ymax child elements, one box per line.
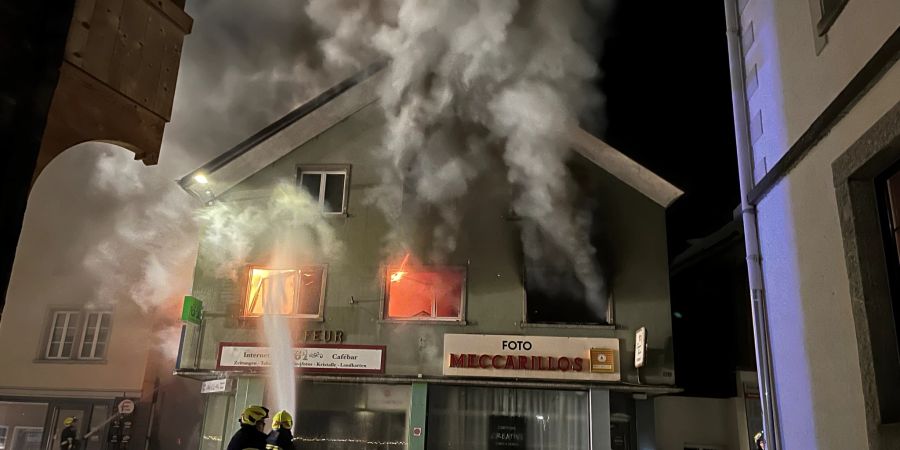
<box><xmin>243</xmin><ymin>265</ymin><xmax>328</xmax><ymax>320</ymax></box>
<box><xmin>0</xmin><ymin>425</ymin><xmax>8</xmax><ymax>450</ymax></box>
<box><xmin>79</xmin><ymin>311</ymin><xmax>111</xmax><ymax>360</ymax></box>
<box><xmin>297</xmin><ymin>167</ymin><xmax>350</xmax><ymax>215</ymax></box>
<box><xmin>381</xmin><ymin>265</ymin><xmax>467</xmax><ymax>323</ymax></box>
<box><xmin>45</xmin><ymin>311</ymin><xmax>79</xmax><ymax>359</ymax></box>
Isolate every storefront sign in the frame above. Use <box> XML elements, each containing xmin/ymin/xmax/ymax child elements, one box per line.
<box><xmin>443</xmin><ymin>334</ymin><xmax>620</xmax><ymax>381</ymax></box>
<box><xmin>634</xmin><ymin>327</ymin><xmax>646</xmax><ymax>368</ymax></box>
<box><xmin>181</xmin><ymin>296</ymin><xmax>202</xmax><ymax>325</ymax></box>
<box><xmin>488</xmin><ymin>416</ymin><xmax>526</xmax><ymax>450</ymax></box>
<box><xmin>302</xmin><ymin>329</ymin><xmax>344</xmax><ymax>343</ymax></box>
<box><xmin>117</xmin><ymin>399</ymin><xmax>135</xmax><ymax>415</ymax></box>
<box><xmin>217</xmin><ymin>343</ymin><xmax>385</xmax><ymax>373</ymax></box>
<box><xmin>200</xmin><ymin>378</ymin><xmax>234</xmax><ymax>394</ymax></box>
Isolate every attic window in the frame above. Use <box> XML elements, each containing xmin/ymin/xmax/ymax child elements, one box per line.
<box><xmin>298</xmin><ymin>166</ymin><xmax>349</xmax><ymax>214</ymax></box>
<box><xmin>244</xmin><ymin>266</ymin><xmax>326</xmax><ymax>318</ymax></box>
<box><xmin>384</xmin><ymin>267</ymin><xmax>465</xmax><ymax>321</ymax></box>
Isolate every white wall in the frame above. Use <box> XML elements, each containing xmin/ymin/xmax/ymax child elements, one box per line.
<box><xmin>655</xmin><ymin>396</ymin><xmax>741</xmax><ymax>450</ymax></box>
<box><xmin>0</xmin><ymin>147</ymin><xmax>153</xmax><ymax>394</ymax></box>
<box><xmin>754</xmin><ymin>43</ymin><xmax>900</xmax><ymax>450</ymax></box>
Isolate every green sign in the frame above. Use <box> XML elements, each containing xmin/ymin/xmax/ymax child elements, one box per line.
<box><xmin>181</xmin><ymin>296</ymin><xmax>203</xmax><ymax>325</ymax></box>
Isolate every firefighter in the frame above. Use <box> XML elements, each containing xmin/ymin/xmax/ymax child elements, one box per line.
<box><xmin>226</xmin><ymin>405</ymin><xmax>269</xmax><ymax>450</ymax></box>
<box><xmin>60</xmin><ymin>417</ymin><xmax>79</xmax><ymax>450</ymax></box>
<box><xmin>266</xmin><ymin>410</ymin><xmax>294</xmax><ymax>450</ymax></box>
<box><xmin>754</xmin><ymin>431</ymin><xmax>765</xmax><ymax>450</ymax></box>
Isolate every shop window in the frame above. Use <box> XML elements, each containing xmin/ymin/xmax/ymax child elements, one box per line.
<box><xmin>79</xmin><ymin>312</ymin><xmax>111</xmax><ymax>360</ymax></box>
<box><xmin>298</xmin><ymin>166</ymin><xmax>349</xmax><ymax>214</ymax></box>
<box><xmin>525</xmin><ymin>267</ymin><xmax>611</xmax><ymax>325</ymax></box>
<box><xmin>292</xmin><ymin>382</ymin><xmax>409</xmax><ymax>448</ymax></box>
<box><xmin>0</xmin><ymin>425</ymin><xmax>7</xmax><ymax>449</ymax></box>
<box><xmin>384</xmin><ymin>267</ymin><xmax>465</xmax><ymax>321</ymax></box>
<box><xmin>11</xmin><ymin>427</ymin><xmax>41</xmax><ymax>450</ymax></box>
<box><xmin>244</xmin><ymin>266</ymin><xmax>326</xmax><ymax>318</ymax></box>
<box><xmin>45</xmin><ymin>311</ymin><xmax>80</xmax><ymax>359</ymax></box>
<box><xmin>427</xmin><ymin>385</ymin><xmax>590</xmax><ymax>449</ymax></box>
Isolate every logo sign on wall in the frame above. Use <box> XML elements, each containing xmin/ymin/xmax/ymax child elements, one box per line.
<box><xmin>488</xmin><ymin>415</ymin><xmax>526</xmax><ymax>450</ymax></box>
<box><xmin>634</xmin><ymin>327</ymin><xmax>647</xmax><ymax>368</ymax></box>
<box><xmin>217</xmin><ymin>343</ymin><xmax>386</xmax><ymax>373</ymax></box>
<box><xmin>443</xmin><ymin>334</ymin><xmax>620</xmax><ymax>381</ymax></box>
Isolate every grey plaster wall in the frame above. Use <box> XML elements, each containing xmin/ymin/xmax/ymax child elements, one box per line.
<box><xmin>181</xmin><ymin>102</ymin><xmax>674</xmax><ymax>385</ymax></box>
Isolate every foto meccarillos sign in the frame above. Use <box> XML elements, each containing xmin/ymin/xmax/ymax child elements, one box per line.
<box><xmin>443</xmin><ymin>334</ymin><xmax>621</xmax><ymax>381</ymax></box>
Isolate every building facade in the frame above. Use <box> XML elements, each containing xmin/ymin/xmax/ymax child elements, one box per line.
<box><xmin>725</xmin><ymin>0</ymin><xmax>900</xmax><ymax>448</ymax></box>
<box><xmin>175</xmin><ymin>69</ymin><xmax>685</xmax><ymax>450</ymax></box>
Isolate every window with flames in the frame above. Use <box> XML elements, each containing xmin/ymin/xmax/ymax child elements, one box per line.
<box><xmin>244</xmin><ymin>266</ymin><xmax>325</xmax><ymax>317</ymax></box>
<box><xmin>384</xmin><ymin>267</ymin><xmax>465</xmax><ymax>320</ymax></box>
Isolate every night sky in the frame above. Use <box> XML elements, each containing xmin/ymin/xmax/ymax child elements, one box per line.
<box><xmin>601</xmin><ymin>1</ymin><xmax>749</xmax><ymax>397</ymax></box>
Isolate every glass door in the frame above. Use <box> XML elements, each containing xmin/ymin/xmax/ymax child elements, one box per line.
<box><xmin>44</xmin><ymin>402</ymin><xmax>92</xmax><ymax>450</ymax></box>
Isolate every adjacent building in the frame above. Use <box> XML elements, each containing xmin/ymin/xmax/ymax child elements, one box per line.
<box><xmin>725</xmin><ymin>0</ymin><xmax>900</xmax><ymax>448</ymax></box>
<box><xmin>175</xmin><ymin>68</ymin><xmax>685</xmax><ymax>450</ymax></box>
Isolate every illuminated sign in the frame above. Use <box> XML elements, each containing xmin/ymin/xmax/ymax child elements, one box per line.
<box><xmin>217</xmin><ymin>343</ymin><xmax>385</xmax><ymax>373</ymax></box>
<box><xmin>443</xmin><ymin>334</ymin><xmax>620</xmax><ymax>381</ymax></box>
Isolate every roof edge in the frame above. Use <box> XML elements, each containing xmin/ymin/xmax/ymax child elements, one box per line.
<box><xmin>177</xmin><ymin>60</ymin><xmax>386</xmax><ymax>189</ymax></box>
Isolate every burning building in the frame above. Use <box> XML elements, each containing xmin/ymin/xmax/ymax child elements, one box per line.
<box><xmin>176</xmin><ymin>67</ymin><xmax>682</xmax><ymax>449</ymax></box>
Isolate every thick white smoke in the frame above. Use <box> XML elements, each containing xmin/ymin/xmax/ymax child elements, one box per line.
<box><xmin>307</xmin><ymin>0</ymin><xmax>611</xmax><ymax>314</ymax></box>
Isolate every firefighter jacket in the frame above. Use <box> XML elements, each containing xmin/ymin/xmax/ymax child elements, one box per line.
<box><xmin>226</xmin><ymin>424</ymin><xmax>268</xmax><ymax>450</ymax></box>
<box><xmin>60</xmin><ymin>426</ymin><xmax>79</xmax><ymax>450</ymax></box>
<box><xmin>266</xmin><ymin>428</ymin><xmax>294</xmax><ymax>450</ymax></box>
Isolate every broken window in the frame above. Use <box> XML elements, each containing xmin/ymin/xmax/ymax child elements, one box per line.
<box><xmin>244</xmin><ymin>266</ymin><xmax>325</xmax><ymax>317</ymax></box>
<box><xmin>298</xmin><ymin>167</ymin><xmax>349</xmax><ymax>214</ymax></box>
<box><xmin>384</xmin><ymin>267</ymin><xmax>465</xmax><ymax>321</ymax></box>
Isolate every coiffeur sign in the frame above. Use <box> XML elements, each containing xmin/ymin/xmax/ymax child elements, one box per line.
<box><xmin>443</xmin><ymin>334</ymin><xmax>620</xmax><ymax>381</ymax></box>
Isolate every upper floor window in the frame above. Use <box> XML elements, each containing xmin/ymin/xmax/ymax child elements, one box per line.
<box><xmin>298</xmin><ymin>166</ymin><xmax>349</xmax><ymax>214</ymax></box>
<box><xmin>525</xmin><ymin>266</ymin><xmax>612</xmax><ymax>326</ymax></box>
<box><xmin>244</xmin><ymin>266</ymin><xmax>326</xmax><ymax>318</ymax></box>
<box><xmin>79</xmin><ymin>312</ymin><xmax>111</xmax><ymax>359</ymax></box>
<box><xmin>817</xmin><ymin>0</ymin><xmax>848</xmax><ymax>36</ymax></box>
<box><xmin>43</xmin><ymin>309</ymin><xmax>112</xmax><ymax>361</ymax></box>
<box><xmin>45</xmin><ymin>311</ymin><xmax>79</xmax><ymax>359</ymax></box>
<box><xmin>384</xmin><ymin>266</ymin><xmax>465</xmax><ymax>321</ymax></box>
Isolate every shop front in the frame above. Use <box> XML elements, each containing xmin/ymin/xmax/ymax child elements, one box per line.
<box><xmin>198</xmin><ymin>333</ymin><xmax>655</xmax><ymax>450</ymax></box>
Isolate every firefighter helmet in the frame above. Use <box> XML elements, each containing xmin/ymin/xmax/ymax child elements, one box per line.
<box><xmin>240</xmin><ymin>405</ymin><xmax>269</xmax><ymax>426</ymax></box>
<box><xmin>272</xmin><ymin>410</ymin><xmax>293</xmax><ymax>430</ymax></box>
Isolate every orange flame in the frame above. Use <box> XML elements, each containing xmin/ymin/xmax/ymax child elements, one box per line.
<box><xmin>390</xmin><ymin>252</ymin><xmax>412</xmax><ymax>283</ymax></box>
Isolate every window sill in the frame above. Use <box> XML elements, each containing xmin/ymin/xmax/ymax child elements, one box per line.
<box><xmin>240</xmin><ymin>316</ymin><xmax>324</xmax><ymax>323</ymax></box>
<box><xmin>519</xmin><ymin>322</ymin><xmax>616</xmax><ymax>330</ymax></box>
<box><xmin>379</xmin><ymin>318</ymin><xmax>467</xmax><ymax>326</ymax></box>
<box><xmin>33</xmin><ymin>358</ymin><xmax>108</xmax><ymax>365</ymax></box>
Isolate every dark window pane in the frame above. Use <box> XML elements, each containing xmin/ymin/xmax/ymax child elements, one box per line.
<box><xmin>526</xmin><ymin>267</ymin><xmax>608</xmax><ymax>325</ymax></box>
<box><xmin>297</xmin><ymin>267</ymin><xmax>324</xmax><ymax>315</ymax></box>
<box><xmin>300</xmin><ymin>173</ymin><xmax>322</xmax><ymax>202</ymax></box>
<box><xmin>323</xmin><ymin>174</ymin><xmax>345</xmax><ymax>213</ymax></box>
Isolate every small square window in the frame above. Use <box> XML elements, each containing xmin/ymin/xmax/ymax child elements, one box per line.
<box><xmin>384</xmin><ymin>267</ymin><xmax>465</xmax><ymax>321</ymax></box>
<box><xmin>244</xmin><ymin>266</ymin><xmax>326</xmax><ymax>318</ymax></box>
<box><xmin>45</xmin><ymin>311</ymin><xmax>79</xmax><ymax>359</ymax></box>
<box><xmin>298</xmin><ymin>167</ymin><xmax>349</xmax><ymax>214</ymax></box>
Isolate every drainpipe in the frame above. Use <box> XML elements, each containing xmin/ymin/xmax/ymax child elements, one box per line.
<box><xmin>723</xmin><ymin>1</ymin><xmax>782</xmax><ymax>449</ymax></box>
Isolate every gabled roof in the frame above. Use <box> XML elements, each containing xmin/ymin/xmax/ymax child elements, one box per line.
<box><xmin>179</xmin><ymin>67</ymin><xmax>682</xmax><ymax>207</ymax></box>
